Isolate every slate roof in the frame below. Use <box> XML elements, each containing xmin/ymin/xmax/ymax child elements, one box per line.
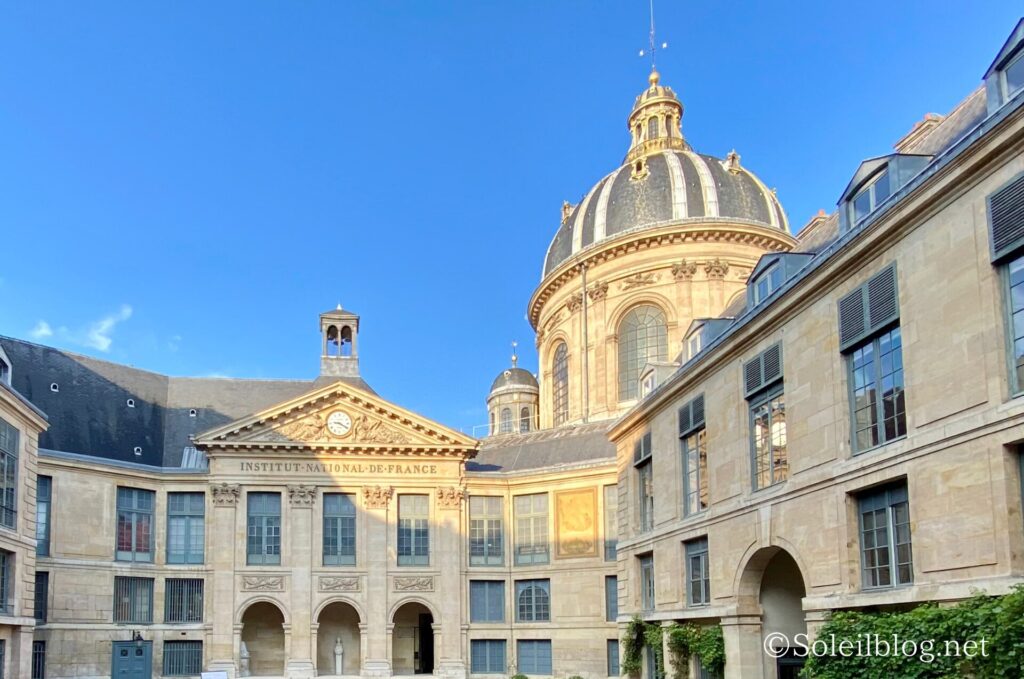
<box><xmin>467</xmin><ymin>421</ymin><xmax>615</xmax><ymax>473</ymax></box>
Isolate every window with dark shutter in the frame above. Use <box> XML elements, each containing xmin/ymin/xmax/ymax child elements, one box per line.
<box><xmin>743</xmin><ymin>344</ymin><xmax>784</xmax><ymax>398</ymax></box>
<box><xmin>990</xmin><ymin>172</ymin><xmax>1024</xmax><ymax>263</ymax></box>
<box><xmin>678</xmin><ymin>394</ymin><xmax>705</xmax><ymax>437</ymax></box>
<box><xmin>837</xmin><ymin>265</ymin><xmax>900</xmax><ymax>352</ymax></box>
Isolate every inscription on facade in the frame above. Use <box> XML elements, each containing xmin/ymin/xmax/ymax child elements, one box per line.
<box><xmin>239</xmin><ymin>461</ymin><xmax>440</xmax><ymax>475</ymax></box>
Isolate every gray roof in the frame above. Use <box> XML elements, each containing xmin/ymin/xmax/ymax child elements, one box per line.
<box><xmin>489</xmin><ymin>367</ymin><xmax>539</xmax><ymax>393</ymax></box>
<box><xmin>468</xmin><ymin>421</ymin><xmax>615</xmax><ymax>473</ymax></box>
<box><xmin>544</xmin><ymin>149</ymin><xmax>789</xmax><ymax>276</ymax></box>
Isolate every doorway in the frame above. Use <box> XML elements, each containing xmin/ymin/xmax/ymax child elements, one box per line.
<box><xmin>392</xmin><ymin>601</ymin><xmax>435</xmax><ymax>675</ymax></box>
<box><xmin>111</xmin><ymin>640</ymin><xmax>152</xmax><ymax>679</ymax></box>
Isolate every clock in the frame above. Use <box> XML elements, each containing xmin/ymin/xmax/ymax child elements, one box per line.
<box><xmin>326</xmin><ymin>410</ymin><xmax>353</xmax><ymax>437</ymax></box>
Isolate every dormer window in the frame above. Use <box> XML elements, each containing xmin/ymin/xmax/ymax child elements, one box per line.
<box><xmin>851</xmin><ymin>170</ymin><xmax>891</xmax><ymax>225</ymax></box>
<box><xmin>686</xmin><ymin>331</ymin><xmax>703</xmax><ymax>361</ymax></box>
<box><xmin>1003</xmin><ymin>49</ymin><xmax>1024</xmax><ymax>101</ymax></box>
<box><xmin>0</xmin><ymin>359</ymin><xmax>8</xmax><ymax>385</ymax></box>
<box><xmin>838</xmin><ymin>154</ymin><xmax>930</xmax><ymax>233</ymax></box>
<box><xmin>985</xmin><ymin>19</ymin><xmax>1024</xmax><ymax>113</ymax></box>
<box><xmin>752</xmin><ymin>262</ymin><xmax>784</xmax><ymax>305</ymax></box>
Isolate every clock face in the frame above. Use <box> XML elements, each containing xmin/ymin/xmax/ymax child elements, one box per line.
<box><xmin>326</xmin><ymin>410</ymin><xmax>353</xmax><ymax>437</ymax></box>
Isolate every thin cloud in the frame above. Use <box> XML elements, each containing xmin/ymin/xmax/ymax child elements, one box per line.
<box><xmin>29</xmin><ymin>321</ymin><xmax>53</xmax><ymax>339</ymax></box>
<box><xmin>83</xmin><ymin>305</ymin><xmax>133</xmax><ymax>352</ymax></box>
<box><xmin>168</xmin><ymin>334</ymin><xmax>182</xmax><ymax>352</ymax></box>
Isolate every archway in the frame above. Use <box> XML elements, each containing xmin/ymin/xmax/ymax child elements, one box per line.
<box><xmin>240</xmin><ymin>601</ymin><xmax>286</xmax><ymax>676</ymax></box>
<box><xmin>392</xmin><ymin>601</ymin><xmax>434</xmax><ymax>675</ymax></box>
<box><xmin>741</xmin><ymin>547</ymin><xmax>807</xmax><ymax>679</ymax></box>
<box><xmin>317</xmin><ymin>601</ymin><xmax>362</xmax><ymax>676</ymax></box>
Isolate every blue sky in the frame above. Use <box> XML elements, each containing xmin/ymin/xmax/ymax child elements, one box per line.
<box><xmin>0</xmin><ymin>2</ymin><xmax>1019</xmax><ymax>432</ymax></box>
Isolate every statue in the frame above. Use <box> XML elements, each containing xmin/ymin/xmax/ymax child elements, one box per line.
<box><xmin>239</xmin><ymin>640</ymin><xmax>251</xmax><ymax>677</ymax></box>
<box><xmin>334</xmin><ymin>637</ymin><xmax>345</xmax><ymax>675</ymax></box>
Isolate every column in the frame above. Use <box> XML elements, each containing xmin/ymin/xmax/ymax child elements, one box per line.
<box><xmin>435</xmin><ymin>487</ymin><xmax>466</xmax><ymax>679</ymax></box>
<box><xmin>362</xmin><ymin>486</ymin><xmax>394</xmax><ymax>679</ymax></box>
<box><xmin>286</xmin><ymin>485</ymin><xmax>317</xmax><ymax>678</ymax></box>
<box><xmin>720</xmin><ymin>614</ymin><xmax>765</xmax><ymax>679</ymax></box>
<box><xmin>208</xmin><ymin>483</ymin><xmax>241</xmax><ymax>677</ymax></box>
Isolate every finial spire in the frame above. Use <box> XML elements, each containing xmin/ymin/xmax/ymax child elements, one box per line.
<box><xmin>638</xmin><ymin>0</ymin><xmax>668</xmax><ymax>73</ymax></box>
<box><xmin>511</xmin><ymin>340</ymin><xmax>518</xmax><ymax>368</ymax></box>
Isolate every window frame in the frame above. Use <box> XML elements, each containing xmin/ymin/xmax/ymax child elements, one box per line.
<box><xmin>685</xmin><ymin>537</ymin><xmax>710</xmax><ymax>607</ymax></box>
<box><xmin>849</xmin><ymin>169</ymin><xmax>892</xmax><ymax>226</ymax></box>
<box><xmin>323</xmin><ymin>492</ymin><xmax>357</xmax><ymax>566</ymax></box>
<box><xmin>34</xmin><ymin>570</ymin><xmax>48</xmax><ymax>623</ymax></box>
<box><xmin>751</xmin><ymin>262</ymin><xmax>784</xmax><ymax>305</ymax></box>
<box><xmin>552</xmin><ymin>342</ymin><xmax>570</xmax><ymax>426</ymax></box>
<box><xmin>162</xmin><ymin>640</ymin><xmax>203</xmax><ymax>676</ymax></box>
<box><xmin>1000</xmin><ymin>47</ymin><xmax>1024</xmax><ymax>102</ymax></box>
<box><xmin>607</xmin><ymin>639</ymin><xmax>621</xmax><ymax>677</ymax></box>
<box><xmin>470</xmin><ymin>639</ymin><xmax>507</xmax><ymax>674</ymax></box>
<box><xmin>116</xmin><ymin>487</ymin><xmax>155</xmax><ymax>563</ymax></box>
<box><xmin>604</xmin><ymin>575</ymin><xmax>618</xmax><ymax>622</ymax></box>
<box><xmin>603</xmin><ymin>485</ymin><xmax>617</xmax><ymax>561</ymax></box>
<box><xmin>113</xmin><ymin>576</ymin><xmax>154</xmax><ymax>624</ymax></box>
<box><xmin>617</xmin><ymin>305</ymin><xmax>668</xmax><ymax>402</ymax></box>
<box><xmin>846</xmin><ymin>326</ymin><xmax>907</xmax><ymax>454</ymax></box>
<box><xmin>748</xmin><ymin>384</ymin><xmax>787</xmax><ymax>491</ymax></box>
<box><xmin>499</xmin><ymin>408</ymin><xmax>513</xmax><ymax>434</ymax></box>
<box><xmin>1002</xmin><ymin>255</ymin><xmax>1024</xmax><ymax>396</ymax></box>
<box><xmin>514</xmin><ymin>493</ymin><xmax>549</xmax><ymax>566</ymax></box>
<box><xmin>516</xmin><ymin>639</ymin><xmax>553</xmax><ymax>676</ymax></box>
<box><xmin>634</xmin><ymin>432</ymin><xmax>654</xmax><ymax>532</ymax></box>
<box><xmin>0</xmin><ymin>550</ymin><xmax>11</xmax><ymax>615</ymax></box>
<box><xmin>469</xmin><ymin>496</ymin><xmax>504</xmax><ymax>567</ymax></box>
<box><xmin>36</xmin><ymin>475</ymin><xmax>51</xmax><ymax>557</ymax></box>
<box><xmin>164</xmin><ymin>578</ymin><xmax>204</xmax><ymax>624</ymax></box>
<box><xmin>639</xmin><ymin>554</ymin><xmax>655</xmax><ymax>612</ymax></box>
<box><xmin>167</xmin><ymin>492</ymin><xmax>205</xmax><ymax>565</ymax></box>
<box><xmin>246</xmin><ymin>492</ymin><xmax>282</xmax><ymax>566</ymax></box>
<box><xmin>397</xmin><ymin>494</ymin><xmax>430</xmax><ymax>566</ymax></box>
<box><xmin>469</xmin><ymin>580</ymin><xmax>505</xmax><ymax>623</ymax></box>
<box><xmin>0</xmin><ymin>419</ymin><xmax>18</xmax><ymax>531</ymax></box>
<box><xmin>858</xmin><ymin>483</ymin><xmax>914</xmax><ymax>590</ymax></box>
<box><xmin>681</xmin><ymin>428</ymin><xmax>708</xmax><ymax>517</ymax></box>
<box><xmin>515</xmin><ymin>578</ymin><xmax>551</xmax><ymax>622</ymax></box>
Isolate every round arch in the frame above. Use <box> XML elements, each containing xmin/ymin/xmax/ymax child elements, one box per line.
<box><xmin>316</xmin><ymin>599</ymin><xmax>363</xmax><ymax>676</ymax></box>
<box><xmin>605</xmin><ymin>292</ymin><xmax>675</xmax><ymax>335</ymax></box>
<box><xmin>239</xmin><ymin>599</ymin><xmax>288</xmax><ymax>677</ymax></box>
<box><xmin>734</xmin><ymin>540</ymin><xmax>811</xmax><ymax>607</ymax></box>
<box><xmin>236</xmin><ymin>596</ymin><xmax>290</xmax><ymax>626</ymax></box>
<box><xmin>313</xmin><ymin>596</ymin><xmax>366</xmax><ymax>623</ymax></box>
<box><xmin>387</xmin><ymin>596</ymin><xmax>440</xmax><ymax>623</ymax></box>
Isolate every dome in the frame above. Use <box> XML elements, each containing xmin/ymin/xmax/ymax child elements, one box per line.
<box><xmin>489</xmin><ymin>367</ymin><xmax>539</xmax><ymax>394</ymax></box>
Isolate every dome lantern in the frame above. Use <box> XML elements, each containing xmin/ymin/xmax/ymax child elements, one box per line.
<box><xmin>486</xmin><ymin>342</ymin><xmax>539</xmax><ymax>437</ymax></box>
<box><xmin>625</xmin><ymin>68</ymin><xmax>688</xmax><ymax>166</ymax></box>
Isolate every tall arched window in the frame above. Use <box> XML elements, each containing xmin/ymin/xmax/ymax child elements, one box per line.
<box><xmin>647</xmin><ymin>116</ymin><xmax>659</xmax><ymax>139</ymax></box>
<box><xmin>520</xmin><ymin>407</ymin><xmax>531</xmax><ymax>433</ymax></box>
<box><xmin>618</xmin><ymin>305</ymin><xmax>668</xmax><ymax>401</ymax></box>
<box><xmin>499</xmin><ymin>408</ymin><xmax>513</xmax><ymax>434</ymax></box>
<box><xmin>551</xmin><ymin>342</ymin><xmax>569</xmax><ymax>426</ymax></box>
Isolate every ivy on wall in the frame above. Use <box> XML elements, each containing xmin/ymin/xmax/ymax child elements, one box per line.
<box><xmin>621</xmin><ymin>616</ymin><xmax>725</xmax><ymax>679</ymax></box>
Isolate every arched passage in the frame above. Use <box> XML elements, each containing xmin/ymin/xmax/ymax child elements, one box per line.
<box><xmin>240</xmin><ymin>600</ymin><xmax>286</xmax><ymax>676</ymax></box>
<box><xmin>317</xmin><ymin>600</ymin><xmax>361</xmax><ymax>676</ymax></box>
<box><xmin>391</xmin><ymin>601</ymin><xmax>434</xmax><ymax>675</ymax></box>
<box><xmin>739</xmin><ymin>546</ymin><xmax>808</xmax><ymax>679</ymax></box>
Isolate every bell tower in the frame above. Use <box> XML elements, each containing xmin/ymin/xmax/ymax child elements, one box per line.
<box><xmin>320</xmin><ymin>305</ymin><xmax>360</xmax><ymax>378</ymax></box>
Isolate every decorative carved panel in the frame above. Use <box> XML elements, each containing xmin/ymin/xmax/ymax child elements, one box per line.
<box><xmin>566</xmin><ymin>293</ymin><xmax>583</xmax><ymax>313</ymax></box>
<box><xmin>210</xmin><ymin>483</ymin><xmax>240</xmax><ymax>506</ymax></box>
<box><xmin>435</xmin><ymin>486</ymin><xmax>464</xmax><ymax>510</ymax></box>
<box><xmin>704</xmin><ymin>258</ymin><xmax>729</xmax><ymax>279</ymax></box>
<box><xmin>620</xmin><ymin>271</ymin><xmax>659</xmax><ymax>290</ymax></box>
<box><xmin>242</xmin><ymin>576</ymin><xmax>284</xmax><ymax>592</ymax></box>
<box><xmin>671</xmin><ymin>259</ymin><xmax>698</xmax><ymax>281</ymax></box>
<box><xmin>288</xmin><ymin>484</ymin><xmax>317</xmax><ymax>506</ymax></box>
<box><xmin>588</xmin><ymin>281</ymin><xmax>609</xmax><ymax>301</ymax></box>
<box><xmin>363</xmin><ymin>485</ymin><xmax>394</xmax><ymax>510</ymax></box>
<box><xmin>319</xmin><ymin>576</ymin><xmax>360</xmax><ymax>592</ymax></box>
<box><xmin>394</xmin><ymin>576</ymin><xmax>434</xmax><ymax>592</ymax></box>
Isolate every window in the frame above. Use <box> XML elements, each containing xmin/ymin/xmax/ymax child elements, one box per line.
<box><xmin>397</xmin><ymin>494</ymin><xmax>429</xmax><ymax>566</ymax></box>
<box><xmin>618</xmin><ymin>306</ymin><xmax>668</xmax><ymax>401</ymax></box>
<box><xmin>246</xmin><ymin>492</ymin><xmax>281</xmax><ymax>566</ymax></box>
<box><xmin>647</xmin><ymin>117</ymin><xmax>659</xmax><ymax>139</ymax></box>
<box><xmin>520</xmin><ymin>407</ymin><xmax>531</xmax><ymax>433</ymax></box>
<box><xmin>517</xmin><ymin>640</ymin><xmax>552</xmax><ymax>675</ymax></box>
<box><xmin>0</xmin><ymin>550</ymin><xmax>11</xmax><ymax>615</ymax></box>
<box><xmin>752</xmin><ymin>263</ymin><xmax>784</xmax><ymax>305</ymax></box>
<box><xmin>31</xmin><ymin>641</ymin><xmax>45</xmax><ymax>679</ymax></box>
<box><xmin>607</xmin><ymin>640</ymin><xmax>621</xmax><ymax>677</ymax></box>
<box><xmin>323</xmin><ymin>493</ymin><xmax>357</xmax><ymax>566</ymax></box>
<box><xmin>603</xmin><ymin>485</ymin><xmax>617</xmax><ymax>561</ymax></box>
<box><xmin>552</xmin><ymin>342</ymin><xmax>569</xmax><ymax>425</ymax></box>
<box><xmin>839</xmin><ymin>265</ymin><xmax>905</xmax><ymax>451</ymax></box>
<box><xmin>1006</xmin><ymin>255</ymin><xmax>1024</xmax><ymax>392</ymax></box>
<box><xmin>0</xmin><ymin>640</ymin><xmax>5</xmax><ymax>679</ymax></box>
<box><xmin>634</xmin><ymin>432</ymin><xmax>654</xmax><ymax>532</ymax></box>
<box><xmin>514</xmin><ymin>493</ymin><xmax>549</xmax><ymax>565</ymax></box>
<box><xmin>859</xmin><ymin>482</ymin><xmax>913</xmax><ymax>589</ymax></box>
<box><xmin>167</xmin><ymin>492</ymin><xmax>205</xmax><ymax>564</ymax></box>
<box><xmin>471</xmin><ymin>640</ymin><xmax>506</xmax><ymax>674</ymax></box>
<box><xmin>34</xmin><ymin>571</ymin><xmax>48</xmax><ymax>622</ymax></box>
<box><xmin>113</xmin><ymin>576</ymin><xmax>154</xmax><ymax>623</ymax></box>
<box><xmin>0</xmin><ymin>418</ymin><xmax>18</xmax><ymax>529</ymax></box>
<box><xmin>499</xmin><ymin>408</ymin><xmax>513</xmax><ymax>434</ymax></box>
<box><xmin>164</xmin><ymin>578</ymin><xmax>203</xmax><ymax>623</ymax></box>
<box><xmin>470</xmin><ymin>496</ymin><xmax>503</xmax><ymax>566</ymax></box>
<box><xmin>745</xmin><ymin>344</ymin><xmax>786</xmax><ymax>490</ymax></box>
<box><xmin>0</xmin><ymin>359</ymin><xmax>8</xmax><ymax>384</ymax></box>
<box><xmin>685</xmin><ymin>538</ymin><xmax>710</xmax><ymax>607</ymax></box>
<box><xmin>850</xmin><ymin>170</ymin><xmax>891</xmax><ymax>225</ymax></box>
<box><xmin>639</xmin><ymin>555</ymin><xmax>655</xmax><ymax>611</ymax></box>
<box><xmin>685</xmin><ymin>331</ymin><xmax>703</xmax><ymax>361</ymax></box>
<box><xmin>470</xmin><ymin>580</ymin><xmax>505</xmax><ymax>622</ymax></box>
<box><xmin>679</xmin><ymin>395</ymin><xmax>707</xmax><ymax>516</ymax></box>
<box><xmin>515</xmin><ymin>579</ymin><xmax>550</xmax><ymax>622</ymax></box>
<box><xmin>36</xmin><ymin>475</ymin><xmax>51</xmax><ymax>557</ymax></box>
<box><xmin>1002</xmin><ymin>49</ymin><xmax>1024</xmax><ymax>101</ymax></box>
<box><xmin>163</xmin><ymin>640</ymin><xmax>203</xmax><ymax>676</ymax></box>
<box><xmin>604</xmin><ymin>575</ymin><xmax>618</xmax><ymax>622</ymax></box>
<box><xmin>116</xmin><ymin>487</ymin><xmax>154</xmax><ymax>562</ymax></box>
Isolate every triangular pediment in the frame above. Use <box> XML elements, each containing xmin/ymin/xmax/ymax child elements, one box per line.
<box><xmin>194</xmin><ymin>379</ymin><xmax>479</xmax><ymax>457</ymax></box>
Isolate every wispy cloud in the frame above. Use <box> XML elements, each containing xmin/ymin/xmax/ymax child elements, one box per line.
<box><xmin>168</xmin><ymin>334</ymin><xmax>182</xmax><ymax>352</ymax></box>
<box><xmin>83</xmin><ymin>305</ymin><xmax>133</xmax><ymax>352</ymax></box>
<box><xmin>29</xmin><ymin>321</ymin><xmax>53</xmax><ymax>339</ymax></box>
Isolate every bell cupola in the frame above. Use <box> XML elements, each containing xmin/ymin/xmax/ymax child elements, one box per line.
<box><xmin>320</xmin><ymin>305</ymin><xmax>360</xmax><ymax>378</ymax></box>
<box><xmin>625</xmin><ymin>69</ymin><xmax>688</xmax><ymax>170</ymax></box>
<box><xmin>486</xmin><ymin>343</ymin><xmax>539</xmax><ymax>436</ymax></box>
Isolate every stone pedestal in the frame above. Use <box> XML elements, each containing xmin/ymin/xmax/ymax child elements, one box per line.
<box><xmin>721</xmin><ymin>613</ymin><xmax>764</xmax><ymax>679</ymax></box>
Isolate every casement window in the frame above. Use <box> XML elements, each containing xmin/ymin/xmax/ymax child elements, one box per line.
<box><xmin>0</xmin><ymin>550</ymin><xmax>11</xmax><ymax>615</ymax></box>
<box><xmin>167</xmin><ymin>492</ymin><xmax>205</xmax><ymax>564</ymax></box>
<box><xmin>838</xmin><ymin>264</ymin><xmax>906</xmax><ymax>451</ymax></box>
<box><xmin>552</xmin><ymin>342</ymin><xmax>570</xmax><ymax>426</ymax></box>
<box><xmin>323</xmin><ymin>493</ymin><xmax>357</xmax><ymax>566</ymax></box>
<box><xmin>639</xmin><ymin>555</ymin><xmax>655</xmax><ymax>612</ymax></box>
<box><xmin>246</xmin><ymin>492</ymin><xmax>281</xmax><ymax>566</ymax></box>
<box><xmin>751</xmin><ymin>263</ymin><xmax>784</xmax><ymax>305</ymax></box>
<box><xmin>500</xmin><ymin>408</ymin><xmax>513</xmax><ymax>434</ymax></box>
<box><xmin>163</xmin><ymin>640</ymin><xmax>203</xmax><ymax>676</ymax></box>
<box><xmin>470</xmin><ymin>496</ymin><xmax>504</xmax><ymax>566</ymax></box>
<box><xmin>0</xmin><ymin>418</ymin><xmax>17</xmax><ymax>530</ymax></box>
<box><xmin>634</xmin><ymin>432</ymin><xmax>654</xmax><ymax>532</ymax></box>
<box><xmin>116</xmin><ymin>487</ymin><xmax>155</xmax><ymax>562</ymax></box>
<box><xmin>679</xmin><ymin>395</ymin><xmax>707</xmax><ymax>516</ymax></box>
<box><xmin>607</xmin><ymin>640</ymin><xmax>621</xmax><ymax>677</ymax></box>
<box><xmin>685</xmin><ymin>537</ymin><xmax>710</xmax><ymax>607</ymax></box>
<box><xmin>113</xmin><ymin>576</ymin><xmax>154</xmax><ymax>623</ymax></box>
<box><xmin>31</xmin><ymin>641</ymin><xmax>45</xmax><ymax>679</ymax></box>
<box><xmin>603</xmin><ymin>485</ymin><xmax>618</xmax><ymax>561</ymax></box>
<box><xmin>36</xmin><ymin>475</ymin><xmax>51</xmax><ymax>557</ymax></box>
<box><xmin>164</xmin><ymin>578</ymin><xmax>204</xmax><ymax>623</ymax></box>
<box><xmin>517</xmin><ymin>640</ymin><xmax>552</xmax><ymax>675</ymax></box>
<box><xmin>34</xmin><ymin>571</ymin><xmax>48</xmax><ymax>623</ymax></box>
<box><xmin>515</xmin><ymin>579</ymin><xmax>551</xmax><ymax>622</ymax></box>
<box><xmin>605</xmin><ymin>575</ymin><xmax>618</xmax><ymax>622</ymax></box>
<box><xmin>520</xmin><ymin>407</ymin><xmax>532</xmax><ymax>433</ymax></box>
<box><xmin>990</xmin><ymin>173</ymin><xmax>1024</xmax><ymax>393</ymax></box>
<box><xmin>471</xmin><ymin>640</ymin><xmax>506</xmax><ymax>674</ymax></box>
<box><xmin>397</xmin><ymin>494</ymin><xmax>430</xmax><ymax>566</ymax></box>
<box><xmin>745</xmin><ymin>344</ymin><xmax>786</xmax><ymax>490</ymax></box>
<box><xmin>469</xmin><ymin>580</ymin><xmax>505</xmax><ymax>623</ymax></box>
<box><xmin>850</xmin><ymin>170</ymin><xmax>892</xmax><ymax>225</ymax></box>
<box><xmin>618</xmin><ymin>306</ymin><xmax>668</xmax><ymax>401</ymax></box>
<box><xmin>514</xmin><ymin>493</ymin><xmax>549</xmax><ymax>565</ymax></box>
<box><xmin>859</xmin><ymin>482</ymin><xmax>913</xmax><ymax>589</ymax></box>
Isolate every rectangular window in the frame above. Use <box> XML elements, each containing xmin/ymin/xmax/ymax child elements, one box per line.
<box><xmin>752</xmin><ymin>263</ymin><xmax>784</xmax><ymax>305</ymax></box>
<box><xmin>604</xmin><ymin>575</ymin><xmax>618</xmax><ymax>622</ymax></box>
<box><xmin>116</xmin><ymin>487</ymin><xmax>155</xmax><ymax>562</ymax></box>
<box><xmin>0</xmin><ymin>418</ymin><xmax>18</xmax><ymax>530</ymax></box>
<box><xmin>31</xmin><ymin>640</ymin><xmax>45</xmax><ymax>679</ymax></box>
<box><xmin>0</xmin><ymin>640</ymin><xmax>5</xmax><ymax>679</ymax></box>
<box><xmin>517</xmin><ymin>640</ymin><xmax>552</xmax><ymax>675</ymax></box>
<box><xmin>470</xmin><ymin>496</ymin><xmax>504</xmax><ymax>566</ymax></box>
<box><xmin>607</xmin><ymin>640</ymin><xmax>620</xmax><ymax>676</ymax></box>
<box><xmin>639</xmin><ymin>555</ymin><xmax>655</xmax><ymax>612</ymax></box>
<box><xmin>397</xmin><ymin>494</ymin><xmax>430</xmax><ymax>566</ymax></box>
<box><xmin>514</xmin><ymin>494</ymin><xmax>549</xmax><ymax>565</ymax></box>
<box><xmin>36</xmin><ymin>475</ymin><xmax>51</xmax><ymax>557</ymax></box>
<box><xmin>471</xmin><ymin>639</ymin><xmax>507</xmax><ymax>674</ymax></box>
<box><xmin>1003</xmin><ymin>50</ymin><xmax>1024</xmax><ymax>104</ymax></box>
<box><xmin>164</xmin><ymin>578</ymin><xmax>204</xmax><ymax>623</ymax></box>
<box><xmin>113</xmin><ymin>576</ymin><xmax>154</xmax><ymax>623</ymax></box>
<box><xmin>0</xmin><ymin>550</ymin><xmax>12</xmax><ymax>615</ymax></box>
<box><xmin>859</xmin><ymin>483</ymin><xmax>913</xmax><ymax>589</ymax></box>
<box><xmin>634</xmin><ymin>432</ymin><xmax>654</xmax><ymax>532</ymax></box>
<box><xmin>167</xmin><ymin>492</ymin><xmax>205</xmax><ymax>564</ymax></box>
<box><xmin>34</xmin><ymin>571</ymin><xmax>48</xmax><ymax>622</ymax></box>
<box><xmin>515</xmin><ymin>579</ymin><xmax>550</xmax><ymax>622</ymax></box>
<box><xmin>246</xmin><ymin>492</ymin><xmax>281</xmax><ymax>566</ymax></box>
<box><xmin>851</xmin><ymin>170</ymin><xmax>890</xmax><ymax>225</ymax></box>
<box><xmin>323</xmin><ymin>493</ymin><xmax>357</xmax><ymax>566</ymax></box>
<box><xmin>679</xmin><ymin>394</ymin><xmax>708</xmax><ymax>516</ymax></box>
<box><xmin>685</xmin><ymin>537</ymin><xmax>710</xmax><ymax>607</ymax></box>
<box><xmin>163</xmin><ymin>640</ymin><xmax>203</xmax><ymax>676</ymax></box>
<box><xmin>469</xmin><ymin>580</ymin><xmax>505</xmax><ymax>623</ymax></box>
<box><xmin>749</xmin><ymin>385</ymin><xmax>786</xmax><ymax>490</ymax></box>
<box><xmin>1005</xmin><ymin>255</ymin><xmax>1024</xmax><ymax>393</ymax></box>
<box><xmin>603</xmin><ymin>485</ymin><xmax>618</xmax><ymax>561</ymax></box>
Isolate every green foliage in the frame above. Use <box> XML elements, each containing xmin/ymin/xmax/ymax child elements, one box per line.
<box><xmin>666</xmin><ymin>623</ymin><xmax>726</xmax><ymax>679</ymax></box>
<box><xmin>567</xmin><ymin>675</ymin><xmax>585</xmax><ymax>679</ymax></box>
<box><xmin>621</xmin><ymin>616</ymin><xmax>647</xmax><ymax>676</ymax></box>
<box><xmin>511</xmin><ymin>674</ymin><xmax>529</xmax><ymax>679</ymax></box>
<box><xmin>803</xmin><ymin>585</ymin><xmax>1024</xmax><ymax>678</ymax></box>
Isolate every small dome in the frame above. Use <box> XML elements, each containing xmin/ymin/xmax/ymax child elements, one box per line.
<box><xmin>489</xmin><ymin>367</ymin><xmax>539</xmax><ymax>394</ymax></box>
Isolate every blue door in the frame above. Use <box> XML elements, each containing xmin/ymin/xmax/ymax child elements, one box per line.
<box><xmin>111</xmin><ymin>641</ymin><xmax>152</xmax><ymax>679</ymax></box>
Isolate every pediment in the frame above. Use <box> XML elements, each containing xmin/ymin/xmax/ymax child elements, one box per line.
<box><xmin>194</xmin><ymin>380</ymin><xmax>478</xmax><ymax>457</ymax></box>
